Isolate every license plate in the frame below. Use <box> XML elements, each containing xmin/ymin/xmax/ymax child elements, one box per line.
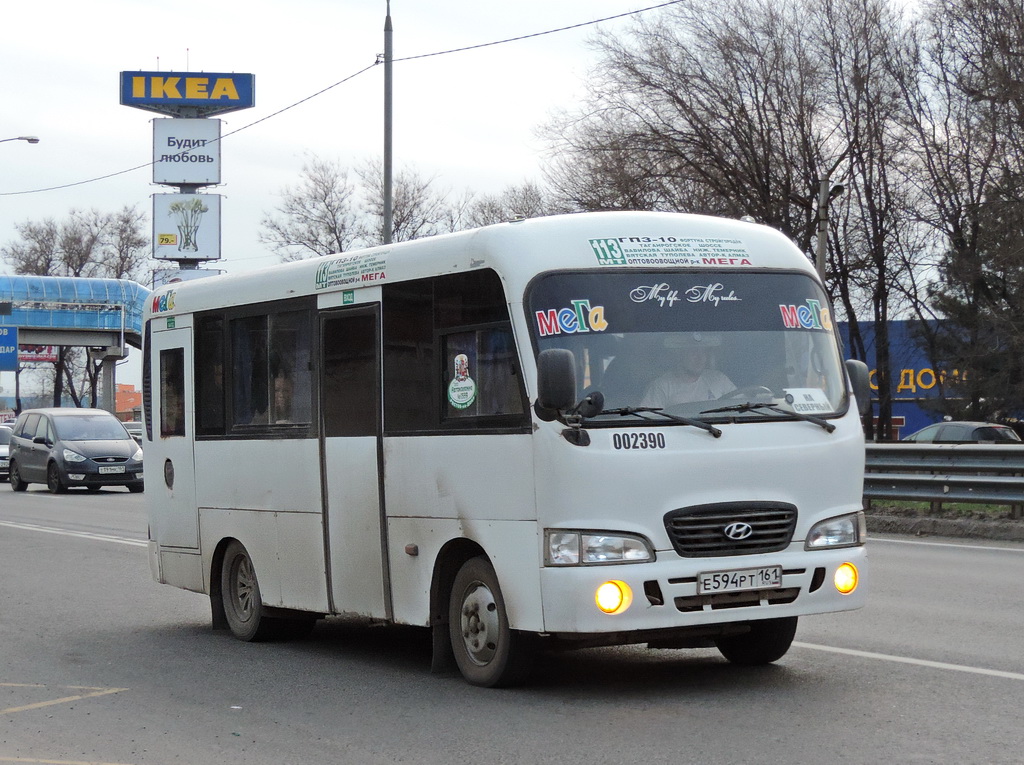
<box><xmin>698</xmin><ymin>565</ymin><xmax>782</xmax><ymax>595</ymax></box>
<box><xmin>98</xmin><ymin>465</ymin><xmax>126</xmax><ymax>474</ymax></box>
<box><xmin>0</xmin><ymin>459</ymin><xmax>8</xmax><ymax>468</ymax></box>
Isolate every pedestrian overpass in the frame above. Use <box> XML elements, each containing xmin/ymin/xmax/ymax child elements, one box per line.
<box><xmin>0</xmin><ymin>275</ymin><xmax>150</xmax><ymax>413</ymax></box>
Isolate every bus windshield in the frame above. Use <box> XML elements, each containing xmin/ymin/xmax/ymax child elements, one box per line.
<box><xmin>527</xmin><ymin>271</ymin><xmax>848</xmax><ymax>423</ymax></box>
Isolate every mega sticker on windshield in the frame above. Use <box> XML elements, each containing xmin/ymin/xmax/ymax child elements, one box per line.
<box><xmin>779</xmin><ymin>299</ymin><xmax>833</xmax><ymax>331</ymax></box>
<box><xmin>535</xmin><ymin>299</ymin><xmax>608</xmax><ymax>337</ymax></box>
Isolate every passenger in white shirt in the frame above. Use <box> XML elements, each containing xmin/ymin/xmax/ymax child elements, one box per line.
<box><xmin>641</xmin><ymin>333</ymin><xmax>734</xmax><ymax>408</ymax></box>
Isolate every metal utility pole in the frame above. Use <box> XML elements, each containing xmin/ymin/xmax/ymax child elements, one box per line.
<box><xmin>383</xmin><ymin>1</ymin><xmax>394</xmax><ymax>244</ymax></box>
<box><xmin>814</xmin><ymin>156</ymin><xmax>847</xmax><ymax>285</ymax></box>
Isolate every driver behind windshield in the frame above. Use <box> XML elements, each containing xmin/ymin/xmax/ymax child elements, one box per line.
<box><xmin>641</xmin><ymin>332</ymin><xmax>735</xmax><ymax>408</ymax></box>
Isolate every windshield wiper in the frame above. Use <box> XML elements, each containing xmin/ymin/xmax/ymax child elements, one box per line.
<box><xmin>700</xmin><ymin>402</ymin><xmax>836</xmax><ymax>433</ymax></box>
<box><xmin>596</xmin><ymin>407</ymin><xmax>722</xmax><ymax>438</ymax></box>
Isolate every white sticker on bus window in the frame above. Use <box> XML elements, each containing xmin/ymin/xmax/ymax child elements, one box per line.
<box><xmin>783</xmin><ymin>388</ymin><xmax>832</xmax><ymax>414</ymax></box>
<box><xmin>448</xmin><ymin>354</ymin><xmax>477</xmax><ymax>410</ymax></box>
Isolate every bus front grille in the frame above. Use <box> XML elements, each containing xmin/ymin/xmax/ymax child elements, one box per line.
<box><xmin>664</xmin><ymin>502</ymin><xmax>797</xmax><ymax>557</ymax></box>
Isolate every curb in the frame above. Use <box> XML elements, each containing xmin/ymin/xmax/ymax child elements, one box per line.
<box><xmin>865</xmin><ymin>514</ymin><xmax>1024</xmax><ymax>543</ymax></box>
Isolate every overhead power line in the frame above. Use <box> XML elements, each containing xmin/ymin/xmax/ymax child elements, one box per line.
<box><xmin>0</xmin><ymin>1</ymin><xmax>682</xmax><ymax>198</ymax></box>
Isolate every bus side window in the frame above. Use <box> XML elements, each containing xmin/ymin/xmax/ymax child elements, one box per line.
<box><xmin>160</xmin><ymin>348</ymin><xmax>186</xmax><ymax>437</ymax></box>
<box><xmin>229</xmin><ymin>308</ymin><xmax>313</xmax><ymax>429</ymax></box>
<box><xmin>195</xmin><ymin>316</ymin><xmax>225</xmax><ymax>436</ymax></box>
<box><xmin>442</xmin><ymin>325</ymin><xmax>524</xmax><ymax>420</ymax></box>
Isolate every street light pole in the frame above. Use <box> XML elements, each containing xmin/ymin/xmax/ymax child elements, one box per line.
<box><xmin>0</xmin><ymin>136</ymin><xmax>40</xmax><ymax>145</ymax></box>
<box><xmin>814</xmin><ymin>153</ymin><xmax>847</xmax><ymax>284</ymax></box>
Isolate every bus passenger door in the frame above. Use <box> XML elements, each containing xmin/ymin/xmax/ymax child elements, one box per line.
<box><xmin>148</xmin><ymin>325</ymin><xmax>199</xmax><ymax>549</ymax></box>
<box><xmin>320</xmin><ymin>308</ymin><xmax>388</xmax><ymax>618</ymax></box>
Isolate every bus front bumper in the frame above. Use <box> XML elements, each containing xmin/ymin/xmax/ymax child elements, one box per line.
<box><xmin>537</xmin><ymin>545</ymin><xmax>867</xmax><ymax>636</ymax></box>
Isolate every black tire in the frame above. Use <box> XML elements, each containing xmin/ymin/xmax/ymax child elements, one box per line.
<box><xmin>9</xmin><ymin>462</ymin><xmax>28</xmax><ymax>492</ymax></box>
<box><xmin>47</xmin><ymin>462</ymin><xmax>67</xmax><ymax>494</ymax></box>
<box><xmin>221</xmin><ymin>540</ymin><xmax>275</xmax><ymax>642</ymax></box>
<box><xmin>448</xmin><ymin>556</ymin><xmax>534</xmax><ymax>687</ymax></box>
<box><xmin>714</xmin><ymin>617</ymin><xmax>798</xmax><ymax>665</ymax></box>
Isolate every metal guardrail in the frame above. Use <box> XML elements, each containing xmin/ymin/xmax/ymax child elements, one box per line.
<box><xmin>864</xmin><ymin>443</ymin><xmax>1024</xmax><ymax>520</ymax></box>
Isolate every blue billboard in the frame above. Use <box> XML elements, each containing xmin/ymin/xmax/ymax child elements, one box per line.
<box><xmin>0</xmin><ymin>326</ymin><xmax>18</xmax><ymax>371</ymax></box>
<box><xmin>840</xmin><ymin>320</ymin><xmax>949</xmax><ymax>439</ymax></box>
<box><xmin>120</xmin><ymin>71</ymin><xmax>255</xmax><ymax>116</ymax></box>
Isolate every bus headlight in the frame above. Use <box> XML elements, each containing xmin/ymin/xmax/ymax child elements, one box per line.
<box><xmin>805</xmin><ymin>511</ymin><xmax>866</xmax><ymax>550</ymax></box>
<box><xmin>595</xmin><ymin>580</ymin><xmax>633</xmax><ymax>614</ymax></box>
<box><xmin>545</xmin><ymin>530</ymin><xmax>654</xmax><ymax>566</ymax></box>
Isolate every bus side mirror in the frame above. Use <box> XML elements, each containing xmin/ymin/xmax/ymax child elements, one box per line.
<box><xmin>535</xmin><ymin>349</ymin><xmax>577</xmax><ymax>421</ymax></box>
<box><xmin>845</xmin><ymin>359</ymin><xmax>871</xmax><ymax>417</ymax></box>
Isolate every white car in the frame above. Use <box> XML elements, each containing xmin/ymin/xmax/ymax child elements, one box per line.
<box><xmin>0</xmin><ymin>425</ymin><xmax>11</xmax><ymax>481</ymax></box>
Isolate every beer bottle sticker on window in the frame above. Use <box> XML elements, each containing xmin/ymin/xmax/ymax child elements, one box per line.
<box><xmin>447</xmin><ymin>353</ymin><xmax>477</xmax><ymax>410</ymax></box>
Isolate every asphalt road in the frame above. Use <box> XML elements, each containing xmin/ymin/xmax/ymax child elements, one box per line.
<box><xmin>2</xmin><ymin>487</ymin><xmax>1022</xmax><ymax>765</ymax></box>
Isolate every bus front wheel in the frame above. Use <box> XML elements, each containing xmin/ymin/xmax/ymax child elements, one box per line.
<box><xmin>714</xmin><ymin>616</ymin><xmax>798</xmax><ymax>665</ymax></box>
<box><xmin>448</xmin><ymin>556</ymin><xmax>534</xmax><ymax>687</ymax></box>
<box><xmin>221</xmin><ymin>540</ymin><xmax>274</xmax><ymax>642</ymax></box>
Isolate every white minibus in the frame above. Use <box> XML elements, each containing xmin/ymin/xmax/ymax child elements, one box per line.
<box><xmin>143</xmin><ymin>211</ymin><xmax>869</xmax><ymax>687</ymax></box>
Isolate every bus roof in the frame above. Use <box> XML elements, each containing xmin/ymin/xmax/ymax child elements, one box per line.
<box><xmin>145</xmin><ymin>211</ymin><xmax>814</xmax><ymax>319</ymax></box>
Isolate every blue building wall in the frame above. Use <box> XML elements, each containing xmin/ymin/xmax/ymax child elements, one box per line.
<box><xmin>839</xmin><ymin>320</ymin><xmax>949</xmax><ymax>439</ymax></box>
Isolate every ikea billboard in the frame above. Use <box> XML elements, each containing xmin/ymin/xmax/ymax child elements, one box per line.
<box><xmin>120</xmin><ymin>71</ymin><xmax>254</xmax><ymax>116</ymax></box>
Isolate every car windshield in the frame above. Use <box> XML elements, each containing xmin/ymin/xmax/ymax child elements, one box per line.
<box><xmin>53</xmin><ymin>414</ymin><xmax>132</xmax><ymax>441</ymax></box>
<box><xmin>0</xmin><ymin>428</ymin><xmax>10</xmax><ymax>445</ymax></box>
<box><xmin>528</xmin><ymin>270</ymin><xmax>847</xmax><ymax>423</ymax></box>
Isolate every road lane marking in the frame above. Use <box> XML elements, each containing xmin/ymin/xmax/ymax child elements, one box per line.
<box><xmin>870</xmin><ymin>537</ymin><xmax>1024</xmax><ymax>553</ymax></box>
<box><xmin>0</xmin><ymin>759</ymin><xmax>132</xmax><ymax>765</ymax></box>
<box><xmin>0</xmin><ymin>684</ymin><xmax>128</xmax><ymax>716</ymax></box>
<box><xmin>0</xmin><ymin>521</ymin><xmax>146</xmax><ymax>548</ymax></box>
<box><xmin>0</xmin><ymin>684</ymin><xmax>128</xmax><ymax>715</ymax></box>
<box><xmin>795</xmin><ymin>642</ymin><xmax>1024</xmax><ymax>681</ymax></box>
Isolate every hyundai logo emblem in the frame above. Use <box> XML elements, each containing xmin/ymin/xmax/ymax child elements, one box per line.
<box><xmin>723</xmin><ymin>522</ymin><xmax>754</xmax><ymax>540</ymax></box>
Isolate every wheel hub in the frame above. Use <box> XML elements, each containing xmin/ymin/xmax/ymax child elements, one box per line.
<box><xmin>460</xmin><ymin>582</ymin><xmax>499</xmax><ymax>665</ymax></box>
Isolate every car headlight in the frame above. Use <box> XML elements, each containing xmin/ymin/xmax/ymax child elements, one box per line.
<box><xmin>545</xmin><ymin>530</ymin><xmax>654</xmax><ymax>566</ymax></box>
<box><xmin>805</xmin><ymin>511</ymin><xmax>866</xmax><ymax>550</ymax></box>
<box><xmin>132</xmin><ymin>448</ymin><xmax>143</xmax><ymax>462</ymax></box>
<box><xmin>62</xmin><ymin>449</ymin><xmax>87</xmax><ymax>463</ymax></box>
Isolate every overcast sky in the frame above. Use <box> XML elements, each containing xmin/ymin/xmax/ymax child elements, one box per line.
<box><xmin>1</xmin><ymin>0</ymin><xmax>663</xmax><ymax>279</ymax></box>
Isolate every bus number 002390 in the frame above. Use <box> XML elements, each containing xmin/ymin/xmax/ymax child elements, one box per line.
<box><xmin>612</xmin><ymin>432</ymin><xmax>666</xmax><ymax>450</ymax></box>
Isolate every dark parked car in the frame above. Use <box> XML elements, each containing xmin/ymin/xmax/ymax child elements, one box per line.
<box><xmin>901</xmin><ymin>421</ymin><xmax>1022</xmax><ymax>444</ymax></box>
<box><xmin>8</xmin><ymin>408</ymin><xmax>144</xmax><ymax>493</ymax></box>
<box><xmin>0</xmin><ymin>424</ymin><xmax>11</xmax><ymax>481</ymax></box>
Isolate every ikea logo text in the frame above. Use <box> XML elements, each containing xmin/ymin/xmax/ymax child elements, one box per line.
<box><xmin>132</xmin><ymin>76</ymin><xmax>240</xmax><ymax>101</ymax></box>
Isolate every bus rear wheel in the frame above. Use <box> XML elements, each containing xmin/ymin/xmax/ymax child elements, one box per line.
<box><xmin>714</xmin><ymin>616</ymin><xmax>798</xmax><ymax>665</ymax></box>
<box><xmin>221</xmin><ymin>540</ymin><xmax>275</xmax><ymax>642</ymax></box>
<box><xmin>448</xmin><ymin>556</ymin><xmax>534</xmax><ymax>687</ymax></box>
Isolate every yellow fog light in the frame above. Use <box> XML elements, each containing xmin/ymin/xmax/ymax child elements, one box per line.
<box><xmin>595</xmin><ymin>580</ymin><xmax>633</xmax><ymax>614</ymax></box>
<box><xmin>834</xmin><ymin>562</ymin><xmax>859</xmax><ymax>594</ymax></box>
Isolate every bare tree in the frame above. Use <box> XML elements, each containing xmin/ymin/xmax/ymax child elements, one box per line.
<box><xmin>545</xmin><ymin>0</ymin><xmax>831</xmax><ymax>249</ymax></box>
<box><xmin>259</xmin><ymin>155</ymin><xmax>362</xmax><ymax>261</ymax></box>
<box><xmin>1</xmin><ymin>205</ymin><xmax>151</xmax><ymax>406</ymax></box>
<box><xmin>904</xmin><ymin>0</ymin><xmax>1024</xmax><ymax>419</ymax></box>
<box><xmin>1</xmin><ymin>219</ymin><xmax>61</xmax><ymax>275</ymax></box>
<box><xmin>464</xmin><ymin>181</ymin><xmax>563</xmax><ymax>227</ymax></box>
<box><xmin>101</xmin><ymin>205</ymin><xmax>150</xmax><ymax>279</ymax></box>
<box><xmin>356</xmin><ymin>159</ymin><xmax>457</xmax><ymax>244</ymax></box>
